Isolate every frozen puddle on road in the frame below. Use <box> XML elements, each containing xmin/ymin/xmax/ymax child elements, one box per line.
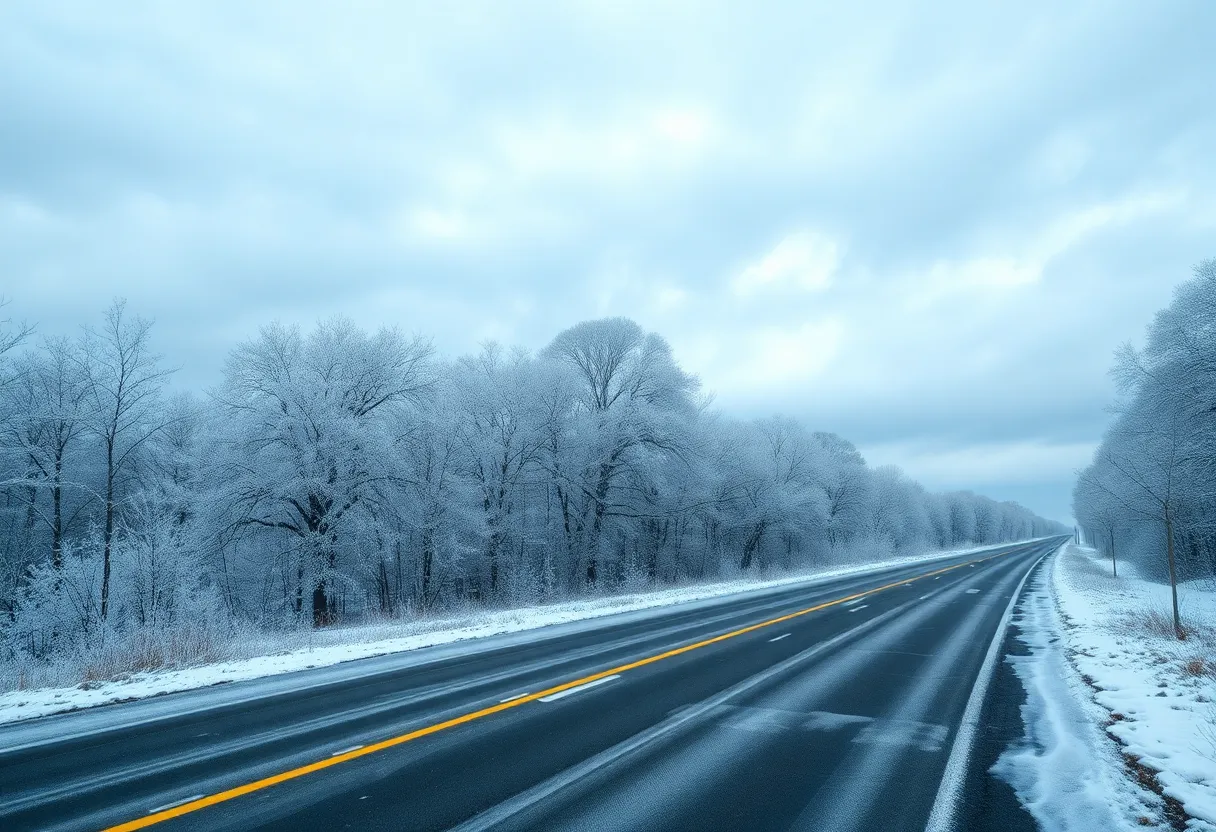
<box><xmin>713</xmin><ymin>705</ymin><xmax>946</xmax><ymax>751</ymax></box>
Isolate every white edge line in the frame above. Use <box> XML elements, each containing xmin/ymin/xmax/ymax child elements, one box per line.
<box><xmin>538</xmin><ymin>674</ymin><xmax>621</xmax><ymax>702</ymax></box>
<box><xmin>768</xmin><ymin>633</ymin><xmax>791</xmax><ymax>642</ymax></box>
<box><xmin>924</xmin><ymin>547</ymin><xmax>1052</xmax><ymax>832</ymax></box>
<box><xmin>499</xmin><ymin>693</ymin><xmax>529</xmax><ymax>703</ymax></box>
<box><xmin>148</xmin><ymin>794</ymin><xmax>206</xmax><ymax>814</ymax></box>
<box><xmin>331</xmin><ymin>744</ymin><xmax>365</xmax><ymax>756</ymax></box>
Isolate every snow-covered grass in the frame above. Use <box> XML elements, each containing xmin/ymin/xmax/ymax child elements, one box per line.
<box><xmin>999</xmin><ymin>543</ymin><xmax>1216</xmax><ymax>831</ymax></box>
<box><xmin>0</xmin><ymin>539</ymin><xmax>1030</xmax><ymax>726</ymax></box>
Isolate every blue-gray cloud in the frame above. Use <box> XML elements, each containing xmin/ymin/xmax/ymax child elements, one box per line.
<box><xmin>3</xmin><ymin>0</ymin><xmax>1215</xmax><ymax>524</ymax></box>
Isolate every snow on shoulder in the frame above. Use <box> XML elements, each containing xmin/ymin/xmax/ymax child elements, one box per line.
<box><xmin>997</xmin><ymin>543</ymin><xmax>1216</xmax><ymax>831</ymax></box>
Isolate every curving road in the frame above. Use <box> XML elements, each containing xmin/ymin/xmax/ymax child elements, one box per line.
<box><xmin>0</xmin><ymin>537</ymin><xmax>1066</xmax><ymax>831</ymax></box>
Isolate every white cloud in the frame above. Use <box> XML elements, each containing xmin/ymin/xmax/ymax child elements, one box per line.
<box><xmin>653</xmin><ymin>109</ymin><xmax>711</xmax><ymax>147</ymax></box>
<box><xmin>404</xmin><ymin>207</ymin><xmax>472</xmax><ymax>242</ymax></box>
<box><xmin>707</xmin><ymin>319</ymin><xmax>845</xmax><ymax>392</ymax></box>
<box><xmin>917</xmin><ymin>257</ymin><xmax>1041</xmax><ymax>304</ymax></box>
<box><xmin>862</xmin><ymin>439</ymin><xmax>1098</xmax><ymax>488</ymax></box>
<box><xmin>908</xmin><ymin>188</ymin><xmax>1187</xmax><ymax>309</ymax></box>
<box><xmin>1035</xmin><ymin>189</ymin><xmax>1185</xmax><ymax>261</ymax></box>
<box><xmin>732</xmin><ymin>231</ymin><xmax>841</xmax><ymax>297</ymax></box>
<box><xmin>2</xmin><ymin>1</ymin><xmax>1213</xmax><ymax>526</ymax></box>
<box><xmin>1027</xmin><ymin>132</ymin><xmax>1090</xmax><ymax>186</ymax></box>
<box><xmin>652</xmin><ymin>285</ymin><xmax>688</xmax><ymax>312</ymax></box>
<box><xmin>487</xmin><ymin>107</ymin><xmax>718</xmax><ymax>186</ymax></box>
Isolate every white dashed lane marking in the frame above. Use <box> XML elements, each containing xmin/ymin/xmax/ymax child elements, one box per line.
<box><xmin>538</xmin><ymin>675</ymin><xmax>621</xmax><ymax>702</ymax></box>
<box><xmin>148</xmin><ymin>796</ymin><xmax>206</xmax><ymax>815</ymax></box>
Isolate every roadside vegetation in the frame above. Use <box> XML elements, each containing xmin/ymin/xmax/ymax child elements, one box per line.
<box><xmin>1074</xmin><ymin>259</ymin><xmax>1216</xmax><ymax>638</ymax></box>
<box><xmin>0</xmin><ymin>302</ymin><xmax>1062</xmax><ymax>692</ymax></box>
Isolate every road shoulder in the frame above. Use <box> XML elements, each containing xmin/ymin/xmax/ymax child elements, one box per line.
<box><xmin>991</xmin><ymin>544</ymin><xmax>1198</xmax><ymax>831</ymax></box>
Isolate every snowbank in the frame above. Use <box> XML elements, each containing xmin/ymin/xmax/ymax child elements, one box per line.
<box><xmin>0</xmin><ymin>540</ymin><xmax>1028</xmax><ymax>726</ymax></box>
<box><xmin>1000</xmin><ymin>543</ymin><xmax>1216</xmax><ymax>831</ymax></box>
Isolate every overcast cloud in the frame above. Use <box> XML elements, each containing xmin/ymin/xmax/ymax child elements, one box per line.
<box><xmin>3</xmin><ymin>1</ymin><xmax>1214</xmax><ymax>523</ymax></box>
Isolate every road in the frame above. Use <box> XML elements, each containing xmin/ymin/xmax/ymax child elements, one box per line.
<box><xmin>0</xmin><ymin>537</ymin><xmax>1065</xmax><ymax>832</ymax></box>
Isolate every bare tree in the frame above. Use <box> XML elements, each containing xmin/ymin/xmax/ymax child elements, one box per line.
<box><xmin>80</xmin><ymin>300</ymin><xmax>173</xmax><ymax>620</ymax></box>
<box><xmin>1074</xmin><ymin>260</ymin><xmax>1216</xmax><ymax>638</ymax></box>
<box><xmin>8</xmin><ymin>338</ymin><xmax>90</xmax><ymax>569</ymax></box>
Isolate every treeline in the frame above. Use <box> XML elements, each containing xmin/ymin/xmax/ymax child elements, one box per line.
<box><xmin>1074</xmin><ymin>258</ymin><xmax>1216</xmax><ymax>638</ymax></box>
<box><xmin>0</xmin><ymin>302</ymin><xmax>1064</xmax><ymax>672</ymax></box>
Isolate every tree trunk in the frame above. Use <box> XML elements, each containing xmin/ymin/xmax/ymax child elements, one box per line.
<box><xmin>51</xmin><ymin>451</ymin><xmax>63</xmax><ymax>571</ymax></box>
<box><xmin>1165</xmin><ymin>513</ymin><xmax>1184</xmax><ymax>640</ymax></box>
<box><xmin>420</xmin><ymin>527</ymin><xmax>434</xmax><ymax>611</ymax></box>
<box><xmin>312</xmin><ymin>582</ymin><xmax>329</xmax><ymax>627</ymax></box>
<box><xmin>740</xmin><ymin>522</ymin><xmax>765</xmax><ymax>570</ymax></box>
<box><xmin>377</xmin><ymin>559</ymin><xmax>392</xmax><ymax>615</ymax></box>
<box><xmin>101</xmin><ymin>439</ymin><xmax>115</xmax><ymax>620</ymax></box>
<box><xmin>587</xmin><ymin>501</ymin><xmax>606</xmax><ymax>588</ymax></box>
<box><xmin>485</xmin><ymin>527</ymin><xmax>501</xmax><ymax>599</ymax></box>
<box><xmin>586</xmin><ymin>546</ymin><xmax>598</xmax><ymax>586</ymax></box>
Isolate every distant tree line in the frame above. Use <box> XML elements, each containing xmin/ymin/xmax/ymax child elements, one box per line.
<box><xmin>1074</xmin><ymin>258</ymin><xmax>1216</xmax><ymax>639</ymax></box>
<box><xmin>0</xmin><ymin>301</ymin><xmax>1064</xmax><ymax>672</ymax></box>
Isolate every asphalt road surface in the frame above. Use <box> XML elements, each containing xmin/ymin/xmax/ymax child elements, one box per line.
<box><xmin>0</xmin><ymin>537</ymin><xmax>1066</xmax><ymax>832</ymax></box>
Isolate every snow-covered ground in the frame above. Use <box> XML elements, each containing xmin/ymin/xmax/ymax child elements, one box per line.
<box><xmin>998</xmin><ymin>543</ymin><xmax>1216</xmax><ymax>831</ymax></box>
<box><xmin>0</xmin><ymin>540</ymin><xmax>1028</xmax><ymax>726</ymax></box>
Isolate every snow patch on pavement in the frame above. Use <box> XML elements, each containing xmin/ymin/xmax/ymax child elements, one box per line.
<box><xmin>0</xmin><ymin>540</ymin><xmax>1032</xmax><ymax>726</ymax></box>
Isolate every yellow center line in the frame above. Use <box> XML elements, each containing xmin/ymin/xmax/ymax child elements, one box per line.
<box><xmin>103</xmin><ymin>543</ymin><xmax>1036</xmax><ymax>831</ymax></box>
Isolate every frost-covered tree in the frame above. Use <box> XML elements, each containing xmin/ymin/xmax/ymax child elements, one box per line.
<box><xmin>208</xmin><ymin>318</ymin><xmax>432</xmax><ymax>624</ymax></box>
<box><xmin>80</xmin><ymin>301</ymin><xmax>173</xmax><ymax>620</ymax></box>
<box><xmin>1074</xmin><ymin>258</ymin><xmax>1216</xmax><ymax>639</ymax></box>
<box><xmin>0</xmin><ymin>300</ymin><xmax>1066</xmax><ymax>688</ymax></box>
<box><xmin>6</xmin><ymin>338</ymin><xmax>90</xmax><ymax>569</ymax></box>
<box><xmin>541</xmin><ymin>318</ymin><xmax>699</xmax><ymax>587</ymax></box>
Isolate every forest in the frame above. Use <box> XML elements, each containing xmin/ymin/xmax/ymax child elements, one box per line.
<box><xmin>0</xmin><ymin>303</ymin><xmax>1064</xmax><ymax>683</ymax></box>
<box><xmin>1074</xmin><ymin>259</ymin><xmax>1216</xmax><ymax>637</ymax></box>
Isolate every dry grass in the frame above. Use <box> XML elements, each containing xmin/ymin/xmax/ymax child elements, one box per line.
<box><xmin>78</xmin><ymin>627</ymin><xmax>237</xmax><ymax>686</ymax></box>
<box><xmin>0</xmin><ymin>621</ymin><xmax>244</xmax><ymax>693</ymax></box>
<box><xmin>1123</xmin><ymin>752</ymin><xmax>1190</xmax><ymax>831</ymax></box>
<box><xmin>1128</xmin><ymin>607</ymin><xmax>1194</xmax><ymax>641</ymax></box>
<box><xmin>1185</xmin><ymin>658</ymin><xmax>1213</xmax><ymax>678</ymax></box>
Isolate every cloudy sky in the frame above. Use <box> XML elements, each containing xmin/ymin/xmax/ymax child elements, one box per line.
<box><xmin>3</xmin><ymin>1</ymin><xmax>1214</xmax><ymax>523</ymax></box>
